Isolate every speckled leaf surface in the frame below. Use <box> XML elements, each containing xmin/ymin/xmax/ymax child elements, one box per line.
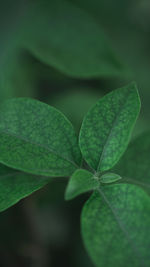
<box><xmin>0</xmin><ymin>98</ymin><xmax>81</xmax><ymax>176</ymax></box>
<box><xmin>65</xmin><ymin>169</ymin><xmax>99</xmax><ymax>200</ymax></box>
<box><xmin>0</xmin><ymin>163</ymin><xmax>50</xmax><ymax>212</ymax></box>
<box><xmin>79</xmin><ymin>83</ymin><xmax>140</xmax><ymax>172</ymax></box>
<box><xmin>113</xmin><ymin>131</ymin><xmax>150</xmax><ymax>194</ymax></box>
<box><xmin>19</xmin><ymin>0</ymin><xmax>126</xmax><ymax>78</ymax></box>
<box><xmin>82</xmin><ymin>184</ymin><xmax>150</xmax><ymax>267</ymax></box>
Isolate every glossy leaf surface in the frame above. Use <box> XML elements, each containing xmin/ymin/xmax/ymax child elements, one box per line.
<box><xmin>0</xmin><ymin>98</ymin><xmax>81</xmax><ymax>177</ymax></box>
<box><xmin>82</xmin><ymin>184</ymin><xmax>150</xmax><ymax>267</ymax></box>
<box><xmin>79</xmin><ymin>83</ymin><xmax>140</xmax><ymax>172</ymax></box>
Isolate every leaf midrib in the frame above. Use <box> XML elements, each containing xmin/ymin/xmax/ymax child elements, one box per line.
<box><xmin>97</xmin><ymin>91</ymin><xmax>130</xmax><ymax>171</ymax></box>
<box><xmin>97</xmin><ymin>187</ymin><xmax>145</xmax><ymax>266</ymax></box>
<box><xmin>0</xmin><ymin>129</ymin><xmax>78</xmax><ymax>168</ymax></box>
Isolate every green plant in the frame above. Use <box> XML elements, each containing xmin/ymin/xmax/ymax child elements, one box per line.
<box><xmin>0</xmin><ymin>82</ymin><xmax>150</xmax><ymax>267</ymax></box>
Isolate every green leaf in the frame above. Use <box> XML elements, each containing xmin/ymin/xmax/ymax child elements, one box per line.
<box><xmin>82</xmin><ymin>184</ymin><xmax>150</xmax><ymax>267</ymax></box>
<box><xmin>0</xmin><ymin>98</ymin><xmax>81</xmax><ymax>177</ymax></box>
<box><xmin>113</xmin><ymin>131</ymin><xmax>150</xmax><ymax>194</ymax></box>
<box><xmin>79</xmin><ymin>83</ymin><xmax>140</xmax><ymax>172</ymax></box>
<box><xmin>100</xmin><ymin>172</ymin><xmax>121</xmax><ymax>184</ymax></box>
<box><xmin>65</xmin><ymin>169</ymin><xmax>99</xmax><ymax>200</ymax></box>
<box><xmin>19</xmin><ymin>0</ymin><xmax>127</xmax><ymax>78</ymax></box>
<box><xmin>0</xmin><ymin>164</ymin><xmax>50</xmax><ymax>212</ymax></box>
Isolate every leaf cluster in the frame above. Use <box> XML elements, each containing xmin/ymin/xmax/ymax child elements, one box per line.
<box><xmin>0</xmin><ymin>82</ymin><xmax>149</xmax><ymax>266</ymax></box>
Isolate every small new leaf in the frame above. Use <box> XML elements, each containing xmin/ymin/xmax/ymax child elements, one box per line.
<box><xmin>100</xmin><ymin>172</ymin><xmax>122</xmax><ymax>184</ymax></box>
<box><xmin>79</xmin><ymin>83</ymin><xmax>140</xmax><ymax>172</ymax></box>
<box><xmin>65</xmin><ymin>169</ymin><xmax>99</xmax><ymax>200</ymax></box>
<box><xmin>0</xmin><ymin>98</ymin><xmax>81</xmax><ymax>177</ymax></box>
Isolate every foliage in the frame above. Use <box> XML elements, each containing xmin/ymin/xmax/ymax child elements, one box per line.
<box><xmin>0</xmin><ymin>82</ymin><xmax>150</xmax><ymax>267</ymax></box>
<box><xmin>1</xmin><ymin>1</ymin><xmax>150</xmax><ymax>266</ymax></box>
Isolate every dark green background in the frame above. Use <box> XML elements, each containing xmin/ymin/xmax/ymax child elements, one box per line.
<box><xmin>0</xmin><ymin>0</ymin><xmax>150</xmax><ymax>266</ymax></box>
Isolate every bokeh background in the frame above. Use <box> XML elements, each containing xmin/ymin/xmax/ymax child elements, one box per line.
<box><xmin>0</xmin><ymin>0</ymin><xmax>150</xmax><ymax>266</ymax></box>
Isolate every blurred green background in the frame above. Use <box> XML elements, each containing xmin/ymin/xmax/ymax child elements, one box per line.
<box><xmin>0</xmin><ymin>0</ymin><xmax>150</xmax><ymax>266</ymax></box>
